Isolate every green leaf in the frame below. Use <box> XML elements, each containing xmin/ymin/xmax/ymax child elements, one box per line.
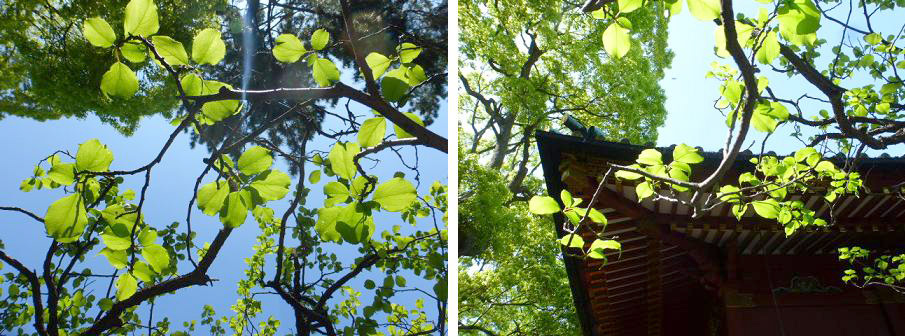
<box><xmin>151</xmin><ymin>35</ymin><xmax>189</xmax><ymax>66</ymax></box>
<box><xmin>180</xmin><ymin>73</ymin><xmax>202</xmax><ymax>96</ymax></box>
<box><xmin>393</xmin><ymin>112</ymin><xmax>424</xmax><ymax>139</ymax></box>
<box><xmin>528</xmin><ymin>196</ymin><xmax>560</xmax><ymax>215</ymax></box>
<box><xmin>311</xmin><ymin>57</ymin><xmax>340</xmax><ymax>87</ymax></box>
<box><xmin>637</xmin><ymin>149</ymin><xmax>662</xmax><ymax>166</ymax></box>
<box><xmin>636</xmin><ymin>181</ymin><xmax>654</xmax><ymax>200</ymax></box>
<box><xmin>192</xmin><ymin>28</ymin><xmax>226</xmax><ymax>65</ymax></box>
<box><xmin>588</xmin><ymin>239</ymin><xmax>621</xmax><ymax>259</ymax></box>
<box><xmin>45</xmin><ymin>194</ymin><xmax>89</xmax><ymax>243</ymax></box>
<box><xmin>272</xmin><ymin>34</ymin><xmax>306</xmax><ymax>63</ymax></box>
<box><xmin>115</xmin><ymin>273</ymin><xmax>137</xmax><ymax>301</ymax></box>
<box><xmin>617</xmin><ymin>0</ymin><xmax>643</xmax><ymax>13</ymax></box>
<box><xmin>219</xmin><ymin>192</ymin><xmax>248</xmax><ymax>228</ymax></box>
<box><xmin>141</xmin><ymin>244</ymin><xmax>169</xmax><ymax>273</ymax></box>
<box><xmin>138</xmin><ymin>227</ymin><xmax>157</xmax><ymax>246</ymax></box>
<box><xmin>315</xmin><ymin>206</ymin><xmax>343</xmax><ymax>242</ymax></box>
<box><xmin>132</xmin><ymin>262</ymin><xmax>155</xmax><ymax>282</ymax></box>
<box><xmin>101</xmin><ymin>62</ymin><xmax>139</xmax><ymax>98</ymax></box>
<box><xmin>311</xmin><ymin>29</ymin><xmax>330</xmax><ymax>50</ymax></box>
<box><xmin>328</xmin><ymin>142</ymin><xmax>360</xmax><ymax>180</ymax></box>
<box><xmin>560</xmin><ymin>190</ymin><xmax>574</xmax><ymax>208</ymax></box>
<box><xmin>406</xmin><ymin>64</ymin><xmax>428</xmax><ymax>86</ymax></box>
<box><xmin>751</xmin><ymin>199</ymin><xmax>780</xmax><ymax>219</ymax></box>
<box><xmin>364</xmin><ymin>279</ymin><xmax>376</xmax><ymax>289</ymax></box>
<box><xmin>365</xmin><ymin>52</ymin><xmax>392</xmax><ymax>78</ymax></box>
<box><xmin>249</xmin><ymin>170</ymin><xmax>292</xmax><ymax>201</ymax></box>
<box><xmin>687</xmin><ymin>0</ymin><xmax>721</xmax><ymax>20</ymax></box>
<box><xmin>777</xmin><ymin>0</ymin><xmax>820</xmax><ymax>46</ymax></box>
<box><xmin>99</xmin><ymin>248</ymin><xmax>128</xmax><ymax>269</ymax></box>
<box><xmin>48</xmin><ymin>163</ymin><xmax>75</xmax><ymax>185</ymax></box>
<box><xmin>76</xmin><ymin>139</ymin><xmax>114</xmax><ymax>172</ymax></box>
<box><xmin>397</xmin><ymin>42</ymin><xmax>422</xmax><ymax>63</ymax></box>
<box><xmin>863</xmin><ymin>33</ymin><xmax>882</xmax><ymax>45</ymax></box>
<box><xmin>101</xmin><ymin>225</ymin><xmax>132</xmax><ymax>251</ymax></box>
<box><xmin>309</xmin><ymin>170</ymin><xmax>321</xmax><ymax>184</ymax></box>
<box><xmin>559</xmin><ymin>234</ymin><xmax>584</xmax><ymax>249</ymax></box>
<box><xmin>83</xmin><ymin>17</ymin><xmax>116</xmax><ymax>47</ymax></box>
<box><xmin>373</xmin><ymin>177</ymin><xmax>417</xmax><ymax>212</ymax></box>
<box><xmin>324</xmin><ymin>181</ymin><xmax>351</xmax><ymax>201</ymax></box>
<box><xmin>121</xmin><ymin>42</ymin><xmax>147</xmax><ymax>63</ymax></box>
<box><xmin>666</xmin><ymin>0</ymin><xmax>683</xmax><ymax>15</ymax></box>
<box><xmin>123</xmin><ymin>0</ymin><xmax>159</xmax><ymax>37</ymax></box>
<box><xmin>602</xmin><ymin>22</ymin><xmax>631</xmax><ymax>59</ymax></box>
<box><xmin>672</xmin><ymin>144</ymin><xmax>703</xmax><ymax>164</ymax></box>
<box><xmin>755</xmin><ymin>31</ymin><xmax>780</xmax><ymax>64</ymax></box>
<box><xmin>358</xmin><ymin>117</ymin><xmax>387</xmax><ymax>147</ymax></box>
<box><xmin>615</xmin><ymin>166</ymin><xmax>643</xmax><ymax>180</ymax></box>
<box><xmin>381</xmin><ymin>68</ymin><xmax>411</xmax><ymax>102</ymax></box>
<box><xmin>335</xmin><ymin>203</ymin><xmax>375</xmax><ymax>244</ymax></box>
<box><xmin>587</xmin><ymin>208</ymin><xmax>608</xmax><ymax>225</ymax></box>
<box><xmin>197</xmin><ymin>181</ymin><xmax>229</xmax><ymax>216</ymax></box>
<box><xmin>237</xmin><ymin>146</ymin><xmax>273</xmax><ymax>175</ymax></box>
<box><xmin>198</xmin><ymin>80</ymin><xmax>241</xmax><ymax>122</ymax></box>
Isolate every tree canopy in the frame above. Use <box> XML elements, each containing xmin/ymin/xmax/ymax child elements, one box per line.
<box><xmin>0</xmin><ymin>0</ymin><xmax>448</xmax><ymax>335</ymax></box>
<box><xmin>457</xmin><ymin>0</ymin><xmax>672</xmax><ymax>333</ymax></box>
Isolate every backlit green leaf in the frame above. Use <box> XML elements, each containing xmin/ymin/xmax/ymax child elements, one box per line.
<box><xmin>366</xmin><ymin>52</ymin><xmax>392</xmax><ymax>78</ymax></box>
<box><xmin>636</xmin><ymin>181</ymin><xmax>654</xmax><ymax>200</ymax></box>
<box><xmin>373</xmin><ymin>177</ymin><xmax>417</xmax><ymax>212</ymax></box>
<box><xmin>358</xmin><ymin>117</ymin><xmax>387</xmax><ymax>147</ymax></box>
<box><xmin>617</xmin><ymin>0</ymin><xmax>643</xmax><ymax>13</ymax></box>
<box><xmin>381</xmin><ymin>68</ymin><xmax>411</xmax><ymax>102</ymax></box>
<box><xmin>101</xmin><ymin>62</ymin><xmax>139</xmax><ymax>98</ymax></box>
<box><xmin>272</xmin><ymin>34</ymin><xmax>306</xmax><ymax>63</ymax></box>
<box><xmin>687</xmin><ymin>0</ymin><xmax>721</xmax><ymax>20</ymax></box>
<box><xmin>121</xmin><ymin>42</ymin><xmax>147</xmax><ymax>63</ymax></box>
<box><xmin>45</xmin><ymin>194</ymin><xmax>89</xmax><ymax>243</ymax></box>
<box><xmin>100</xmin><ymin>248</ymin><xmax>128</xmax><ymax>269</ymax></box>
<box><xmin>115</xmin><ymin>273</ymin><xmax>137</xmax><ymax>301</ymax></box>
<box><xmin>219</xmin><ymin>192</ymin><xmax>248</xmax><ymax>228</ymax></box>
<box><xmin>602</xmin><ymin>22</ymin><xmax>631</xmax><ymax>59</ymax></box>
<box><xmin>311</xmin><ymin>57</ymin><xmax>340</xmax><ymax>87</ymax></box>
<box><xmin>198</xmin><ymin>80</ymin><xmax>241</xmax><ymax>122</ymax></box>
<box><xmin>151</xmin><ymin>35</ymin><xmax>189</xmax><ymax>65</ymax></box>
<box><xmin>672</xmin><ymin>144</ymin><xmax>703</xmax><ymax>164</ymax></box>
<box><xmin>76</xmin><ymin>139</ymin><xmax>114</xmax><ymax>172</ymax></box>
<box><xmin>237</xmin><ymin>146</ymin><xmax>273</xmax><ymax>175</ymax></box>
<box><xmin>328</xmin><ymin>142</ymin><xmax>360</xmax><ymax>180</ymax></box>
<box><xmin>83</xmin><ymin>17</ymin><xmax>116</xmax><ymax>47</ymax></box>
<box><xmin>637</xmin><ymin>149</ymin><xmax>662</xmax><ymax>165</ymax></box>
<box><xmin>559</xmin><ymin>234</ymin><xmax>584</xmax><ymax>249</ymax></box>
<box><xmin>311</xmin><ymin>29</ymin><xmax>330</xmax><ymax>50</ymax></box>
<box><xmin>192</xmin><ymin>28</ymin><xmax>226</xmax><ymax>65</ymax></box>
<box><xmin>528</xmin><ymin>196</ymin><xmax>560</xmax><ymax>214</ymax></box>
<box><xmin>141</xmin><ymin>244</ymin><xmax>169</xmax><ymax>273</ymax></box>
<box><xmin>197</xmin><ymin>181</ymin><xmax>229</xmax><ymax>216</ymax></box>
<box><xmin>752</xmin><ymin>199</ymin><xmax>780</xmax><ymax>219</ymax></box>
<box><xmin>756</xmin><ymin>31</ymin><xmax>780</xmax><ymax>64</ymax></box>
<box><xmin>123</xmin><ymin>0</ymin><xmax>159</xmax><ymax>37</ymax></box>
<box><xmin>397</xmin><ymin>42</ymin><xmax>422</xmax><ymax>63</ymax></box>
<box><xmin>250</xmin><ymin>170</ymin><xmax>291</xmax><ymax>201</ymax></box>
<box><xmin>48</xmin><ymin>163</ymin><xmax>75</xmax><ymax>185</ymax></box>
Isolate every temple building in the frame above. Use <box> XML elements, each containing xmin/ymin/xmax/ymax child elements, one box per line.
<box><xmin>536</xmin><ymin>128</ymin><xmax>905</xmax><ymax>336</ymax></box>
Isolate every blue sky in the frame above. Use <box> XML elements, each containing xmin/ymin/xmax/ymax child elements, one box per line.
<box><xmin>657</xmin><ymin>0</ymin><xmax>905</xmax><ymax>157</ymax></box>
<box><xmin>0</xmin><ymin>85</ymin><xmax>448</xmax><ymax>332</ymax></box>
